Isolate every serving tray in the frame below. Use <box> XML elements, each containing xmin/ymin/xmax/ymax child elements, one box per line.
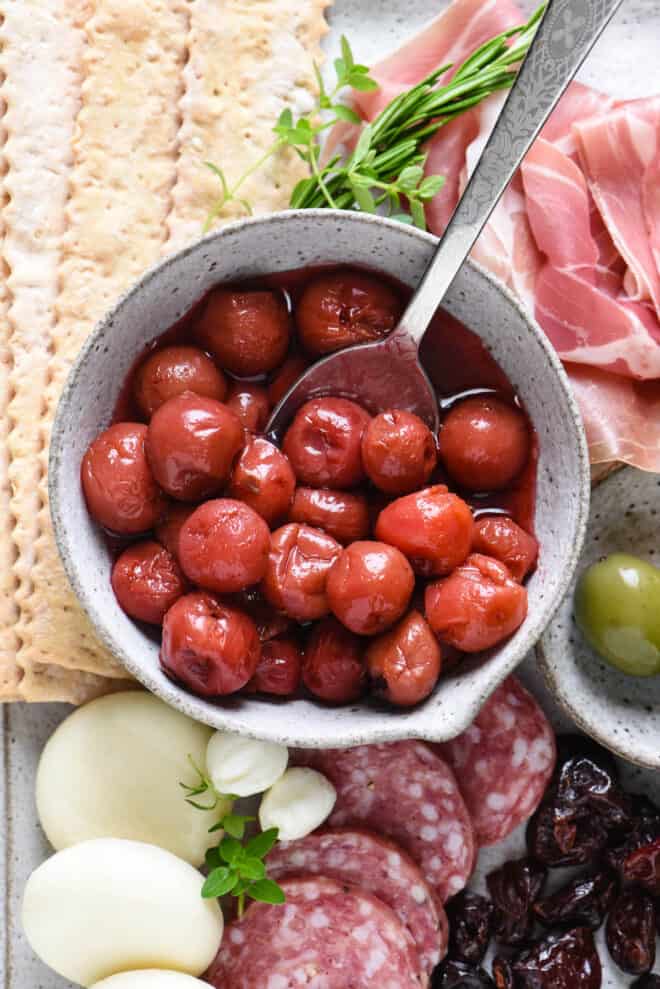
<box><xmin>4</xmin><ymin>0</ymin><xmax>660</xmax><ymax>985</ymax></box>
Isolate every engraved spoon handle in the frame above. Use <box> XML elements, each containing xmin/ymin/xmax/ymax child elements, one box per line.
<box><xmin>396</xmin><ymin>0</ymin><xmax>624</xmax><ymax>343</ymax></box>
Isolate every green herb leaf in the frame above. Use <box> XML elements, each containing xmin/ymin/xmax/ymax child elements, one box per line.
<box><xmin>351</xmin><ymin>182</ymin><xmax>376</xmax><ymax>214</ymax></box>
<box><xmin>409</xmin><ymin>197</ymin><xmax>427</xmax><ymax>230</ymax></box>
<box><xmin>245</xmin><ymin>828</ymin><xmax>279</xmax><ymax>860</ymax></box>
<box><xmin>348</xmin><ymin>73</ymin><xmax>379</xmax><ymax>92</ymax></box>
<box><xmin>340</xmin><ymin>35</ymin><xmax>354</xmax><ymax>70</ymax></box>
<box><xmin>247</xmin><ymin>879</ymin><xmax>286</xmax><ymax>905</ymax></box>
<box><xmin>397</xmin><ymin>164</ymin><xmax>424</xmax><ymax>192</ymax></box>
<box><xmin>331</xmin><ymin>104</ymin><xmax>361</xmax><ymax>125</ymax></box>
<box><xmin>222</xmin><ymin>814</ymin><xmax>255</xmax><ymax>840</ymax></box>
<box><xmin>219</xmin><ymin>836</ymin><xmax>243</xmax><ymax>865</ymax></box>
<box><xmin>237</xmin><ymin>856</ymin><xmax>267</xmax><ymax>881</ymax></box>
<box><xmin>205</xmin><ymin>846</ymin><xmax>222</xmax><ymax>870</ymax></box>
<box><xmin>352</xmin><ymin>124</ymin><xmax>373</xmax><ymax>166</ymax></box>
<box><xmin>202</xmin><ymin>867</ymin><xmax>239</xmax><ymax>899</ymax></box>
<box><xmin>418</xmin><ymin>175</ymin><xmax>446</xmax><ymax>200</ymax></box>
<box><xmin>333</xmin><ymin>57</ymin><xmax>347</xmax><ymax>82</ymax></box>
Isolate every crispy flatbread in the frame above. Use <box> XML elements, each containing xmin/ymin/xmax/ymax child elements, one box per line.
<box><xmin>1</xmin><ymin>0</ymin><xmax>329</xmax><ymax>700</ymax></box>
<box><xmin>166</xmin><ymin>0</ymin><xmax>330</xmax><ymax>250</ymax></box>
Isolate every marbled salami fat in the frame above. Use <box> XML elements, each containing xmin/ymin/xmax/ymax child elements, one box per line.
<box><xmin>294</xmin><ymin>741</ymin><xmax>476</xmax><ymax>902</ymax></box>
<box><xmin>268</xmin><ymin>827</ymin><xmax>448</xmax><ymax>983</ymax></box>
<box><xmin>436</xmin><ymin>676</ymin><xmax>556</xmax><ymax>846</ymax></box>
<box><xmin>207</xmin><ymin>876</ymin><xmax>420</xmax><ymax>989</ymax></box>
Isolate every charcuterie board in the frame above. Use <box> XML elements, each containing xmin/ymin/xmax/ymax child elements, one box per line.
<box><xmin>3</xmin><ymin>0</ymin><xmax>660</xmax><ymax>986</ymax></box>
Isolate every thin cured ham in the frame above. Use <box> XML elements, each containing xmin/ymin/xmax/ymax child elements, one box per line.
<box><xmin>349</xmin><ymin>0</ymin><xmax>660</xmax><ymax>470</ymax></box>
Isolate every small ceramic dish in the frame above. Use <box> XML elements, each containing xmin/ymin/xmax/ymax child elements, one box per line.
<box><xmin>538</xmin><ymin>466</ymin><xmax>660</xmax><ymax>769</ymax></box>
<box><xmin>49</xmin><ymin>209</ymin><xmax>590</xmax><ymax>747</ymax></box>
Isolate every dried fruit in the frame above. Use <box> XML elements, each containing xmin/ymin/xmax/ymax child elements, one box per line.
<box><xmin>623</xmin><ymin>837</ymin><xmax>660</xmax><ymax>895</ymax></box>
<box><xmin>553</xmin><ymin>753</ymin><xmax>631</xmax><ymax>848</ymax></box>
<box><xmin>446</xmin><ymin>891</ymin><xmax>493</xmax><ymax>965</ymax></box>
<box><xmin>606</xmin><ymin>890</ymin><xmax>656</xmax><ymax>975</ymax></box>
<box><xmin>527</xmin><ymin>798</ymin><xmax>608</xmax><ymax>867</ymax></box>
<box><xmin>533</xmin><ymin>869</ymin><xmax>618</xmax><ymax>929</ymax></box>
<box><xmin>631</xmin><ymin>977</ymin><xmax>660</xmax><ymax>989</ymax></box>
<box><xmin>487</xmin><ymin>857</ymin><xmax>546</xmax><ymax>945</ymax></box>
<box><xmin>606</xmin><ymin>796</ymin><xmax>660</xmax><ymax>877</ymax></box>
<box><xmin>432</xmin><ymin>959</ymin><xmax>495</xmax><ymax>988</ymax></box>
<box><xmin>491</xmin><ymin>956</ymin><xmax>514</xmax><ymax>989</ymax></box>
<box><xmin>508</xmin><ymin>927</ymin><xmax>602</xmax><ymax>989</ymax></box>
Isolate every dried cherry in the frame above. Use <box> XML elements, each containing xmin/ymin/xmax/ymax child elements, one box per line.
<box><xmin>491</xmin><ymin>956</ymin><xmax>514</xmax><ymax>989</ymax></box>
<box><xmin>445</xmin><ymin>891</ymin><xmax>493</xmax><ymax>966</ymax></box>
<box><xmin>527</xmin><ymin>794</ymin><xmax>609</xmax><ymax>867</ymax></box>
<box><xmin>623</xmin><ymin>837</ymin><xmax>660</xmax><ymax>895</ymax></box>
<box><xmin>508</xmin><ymin>927</ymin><xmax>602</xmax><ymax>989</ymax></box>
<box><xmin>432</xmin><ymin>960</ymin><xmax>495</xmax><ymax>989</ymax></box>
<box><xmin>533</xmin><ymin>870</ymin><xmax>617</xmax><ymax>929</ymax></box>
<box><xmin>486</xmin><ymin>857</ymin><xmax>546</xmax><ymax>946</ymax></box>
<box><xmin>606</xmin><ymin>890</ymin><xmax>656</xmax><ymax>975</ymax></box>
<box><xmin>632</xmin><ymin>977</ymin><xmax>660</xmax><ymax>988</ymax></box>
<box><xmin>553</xmin><ymin>734</ymin><xmax>619</xmax><ymax>781</ymax></box>
<box><xmin>606</xmin><ymin>796</ymin><xmax>660</xmax><ymax>877</ymax></box>
<box><xmin>553</xmin><ymin>752</ymin><xmax>632</xmax><ymax>847</ymax></box>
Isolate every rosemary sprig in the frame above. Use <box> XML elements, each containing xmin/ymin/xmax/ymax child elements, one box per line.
<box><xmin>203</xmin><ymin>5</ymin><xmax>544</xmax><ymax>231</ymax></box>
<box><xmin>180</xmin><ymin>756</ymin><xmax>285</xmax><ymax>917</ymax></box>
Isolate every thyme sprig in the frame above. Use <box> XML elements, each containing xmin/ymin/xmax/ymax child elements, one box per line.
<box><xmin>203</xmin><ymin>6</ymin><xmax>544</xmax><ymax>231</ymax></box>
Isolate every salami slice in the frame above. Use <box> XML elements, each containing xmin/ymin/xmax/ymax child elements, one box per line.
<box><xmin>207</xmin><ymin>876</ymin><xmax>420</xmax><ymax>989</ymax></box>
<box><xmin>436</xmin><ymin>675</ymin><xmax>556</xmax><ymax>846</ymax></box>
<box><xmin>294</xmin><ymin>741</ymin><xmax>476</xmax><ymax>902</ymax></box>
<box><xmin>268</xmin><ymin>827</ymin><xmax>448</xmax><ymax>983</ymax></box>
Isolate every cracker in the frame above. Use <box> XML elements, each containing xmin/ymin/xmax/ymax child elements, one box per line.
<box><xmin>165</xmin><ymin>0</ymin><xmax>330</xmax><ymax>251</ymax></box>
<box><xmin>6</xmin><ymin>0</ymin><xmax>187</xmax><ymax>690</ymax></box>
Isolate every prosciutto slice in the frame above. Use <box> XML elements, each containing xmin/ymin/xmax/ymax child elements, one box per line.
<box><xmin>348</xmin><ymin>0</ymin><xmax>660</xmax><ymax>470</ymax></box>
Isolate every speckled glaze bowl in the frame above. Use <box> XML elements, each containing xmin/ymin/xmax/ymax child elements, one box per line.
<box><xmin>538</xmin><ymin>466</ymin><xmax>660</xmax><ymax>769</ymax></box>
<box><xmin>50</xmin><ymin>210</ymin><xmax>590</xmax><ymax>747</ymax></box>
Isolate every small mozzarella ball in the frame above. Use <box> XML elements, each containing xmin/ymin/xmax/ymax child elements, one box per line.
<box><xmin>206</xmin><ymin>731</ymin><xmax>288</xmax><ymax>797</ymax></box>
<box><xmin>36</xmin><ymin>692</ymin><xmax>230</xmax><ymax>866</ymax></box>
<box><xmin>259</xmin><ymin>767</ymin><xmax>336</xmax><ymax>841</ymax></box>
<box><xmin>21</xmin><ymin>838</ymin><xmax>223</xmax><ymax>987</ymax></box>
<box><xmin>92</xmin><ymin>973</ymin><xmax>210</xmax><ymax>989</ymax></box>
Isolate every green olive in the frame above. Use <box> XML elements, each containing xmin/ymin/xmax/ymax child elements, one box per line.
<box><xmin>574</xmin><ymin>553</ymin><xmax>660</xmax><ymax>677</ymax></box>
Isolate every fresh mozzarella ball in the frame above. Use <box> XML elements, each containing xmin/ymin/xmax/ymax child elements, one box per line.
<box><xmin>259</xmin><ymin>767</ymin><xmax>336</xmax><ymax>841</ymax></box>
<box><xmin>21</xmin><ymin>838</ymin><xmax>223</xmax><ymax>987</ymax></box>
<box><xmin>206</xmin><ymin>731</ymin><xmax>288</xmax><ymax>797</ymax></box>
<box><xmin>36</xmin><ymin>691</ymin><xmax>230</xmax><ymax>866</ymax></box>
<box><xmin>92</xmin><ymin>972</ymin><xmax>210</xmax><ymax>989</ymax></box>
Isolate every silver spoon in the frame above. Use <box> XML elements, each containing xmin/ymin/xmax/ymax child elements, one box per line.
<box><xmin>268</xmin><ymin>0</ymin><xmax>623</xmax><ymax>438</ymax></box>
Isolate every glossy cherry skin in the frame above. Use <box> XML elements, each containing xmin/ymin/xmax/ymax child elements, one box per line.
<box><xmin>179</xmin><ymin>498</ymin><xmax>270</xmax><ymax>594</ymax></box>
<box><xmin>288</xmin><ymin>487</ymin><xmax>370</xmax><ymax>545</ymax></box>
<box><xmin>228</xmin><ymin>437</ymin><xmax>295</xmax><ymax>526</ymax></box>
<box><xmin>365</xmin><ymin>610</ymin><xmax>441</xmax><ymax>707</ymax></box>
<box><xmin>439</xmin><ymin>395</ymin><xmax>530</xmax><ymax>492</ymax></box>
<box><xmin>326</xmin><ymin>540</ymin><xmax>414</xmax><ymax>636</ymax></box>
<box><xmin>296</xmin><ymin>268</ymin><xmax>402</xmax><ymax>355</ymax></box>
<box><xmin>267</xmin><ymin>353</ymin><xmax>309</xmax><ymax>408</ymax></box>
<box><xmin>425</xmin><ymin>553</ymin><xmax>528</xmax><ymax>652</ymax></box>
<box><xmin>154</xmin><ymin>503</ymin><xmax>196</xmax><ymax>562</ymax></box>
<box><xmin>283</xmin><ymin>397</ymin><xmax>371</xmax><ymax>489</ymax></box>
<box><xmin>133</xmin><ymin>345</ymin><xmax>227</xmax><ymax>419</ymax></box>
<box><xmin>194</xmin><ymin>287</ymin><xmax>290</xmax><ymax>376</ymax></box>
<box><xmin>225</xmin><ymin>380</ymin><xmax>270</xmax><ymax>433</ymax></box>
<box><xmin>472</xmin><ymin>515</ymin><xmax>538</xmax><ymax>583</ymax></box>
<box><xmin>262</xmin><ymin>523</ymin><xmax>342</xmax><ymax>622</ymax></box>
<box><xmin>375</xmin><ymin>485</ymin><xmax>473</xmax><ymax>577</ymax></box>
<box><xmin>111</xmin><ymin>540</ymin><xmax>187</xmax><ymax>624</ymax></box>
<box><xmin>161</xmin><ymin>592</ymin><xmax>261</xmax><ymax>696</ymax></box>
<box><xmin>302</xmin><ymin>617</ymin><xmax>366</xmax><ymax>703</ymax></box>
<box><xmin>246</xmin><ymin>635</ymin><xmax>303</xmax><ymax>696</ymax></box>
<box><xmin>361</xmin><ymin>409</ymin><xmax>437</xmax><ymax>495</ymax></box>
<box><xmin>146</xmin><ymin>392</ymin><xmax>244</xmax><ymax>501</ymax></box>
<box><xmin>81</xmin><ymin>422</ymin><xmax>165</xmax><ymax>535</ymax></box>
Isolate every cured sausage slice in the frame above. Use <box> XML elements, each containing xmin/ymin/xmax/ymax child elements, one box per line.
<box><xmin>207</xmin><ymin>875</ymin><xmax>420</xmax><ymax>989</ymax></box>
<box><xmin>268</xmin><ymin>827</ymin><xmax>448</xmax><ymax>983</ymax></box>
<box><xmin>436</xmin><ymin>675</ymin><xmax>556</xmax><ymax>846</ymax></box>
<box><xmin>294</xmin><ymin>741</ymin><xmax>476</xmax><ymax>903</ymax></box>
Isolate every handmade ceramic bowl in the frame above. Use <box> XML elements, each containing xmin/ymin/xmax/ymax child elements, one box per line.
<box><xmin>538</xmin><ymin>466</ymin><xmax>660</xmax><ymax>769</ymax></box>
<box><xmin>50</xmin><ymin>210</ymin><xmax>590</xmax><ymax>747</ymax></box>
